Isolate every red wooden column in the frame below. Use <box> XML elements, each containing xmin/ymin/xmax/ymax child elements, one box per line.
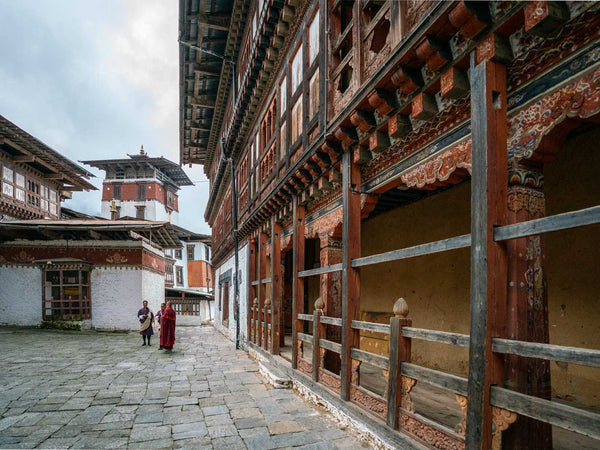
<box><xmin>292</xmin><ymin>196</ymin><xmax>306</xmax><ymax>369</ymax></box>
<box><xmin>340</xmin><ymin>150</ymin><xmax>362</xmax><ymax>401</ymax></box>
<box><xmin>503</xmin><ymin>162</ymin><xmax>552</xmax><ymax>449</ymax></box>
<box><xmin>248</xmin><ymin>238</ymin><xmax>257</xmax><ymax>343</ymax></box>
<box><xmin>271</xmin><ymin>218</ymin><xmax>282</xmax><ymax>354</ymax></box>
<box><xmin>319</xmin><ymin>232</ymin><xmax>343</xmax><ymax>373</ymax></box>
<box><xmin>466</xmin><ymin>54</ymin><xmax>508</xmax><ymax>449</ymax></box>
<box><xmin>259</xmin><ymin>230</ymin><xmax>268</xmax><ymax>349</ymax></box>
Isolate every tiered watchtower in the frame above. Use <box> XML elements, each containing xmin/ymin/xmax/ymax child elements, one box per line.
<box><xmin>82</xmin><ymin>146</ymin><xmax>193</xmax><ymax>224</ymax></box>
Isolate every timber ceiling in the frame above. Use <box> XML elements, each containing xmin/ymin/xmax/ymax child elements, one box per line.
<box><xmin>179</xmin><ymin>0</ymin><xmax>236</xmax><ymax>167</ymax></box>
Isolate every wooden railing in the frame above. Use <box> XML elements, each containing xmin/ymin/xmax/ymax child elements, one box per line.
<box><xmin>167</xmin><ymin>297</ymin><xmax>205</xmax><ymax>316</ymax></box>
<box><xmin>287</xmin><ymin>202</ymin><xmax>600</xmax><ymax>445</ymax></box>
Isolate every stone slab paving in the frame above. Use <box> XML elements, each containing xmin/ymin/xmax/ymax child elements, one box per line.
<box><xmin>0</xmin><ymin>326</ymin><xmax>367</xmax><ymax>449</ymax></box>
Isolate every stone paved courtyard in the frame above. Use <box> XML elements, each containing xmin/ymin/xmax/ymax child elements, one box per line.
<box><xmin>0</xmin><ymin>325</ymin><xmax>366</xmax><ymax>449</ymax></box>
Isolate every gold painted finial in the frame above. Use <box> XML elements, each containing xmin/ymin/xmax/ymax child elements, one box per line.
<box><xmin>140</xmin><ymin>145</ymin><xmax>145</xmax><ymax>155</ymax></box>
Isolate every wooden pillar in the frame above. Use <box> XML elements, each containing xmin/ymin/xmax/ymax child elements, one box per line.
<box><xmin>387</xmin><ymin>298</ymin><xmax>411</xmax><ymax>429</ymax></box>
<box><xmin>271</xmin><ymin>219</ymin><xmax>282</xmax><ymax>354</ymax></box>
<box><xmin>319</xmin><ymin>233</ymin><xmax>343</xmax><ymax>372</ymax></box>
<box><xmin>312</xmin><ymin>298</ymin><xmax>325</xmax><ymax>381</ymax></box>
<box><xmin>503</xmin><ymin>161</ymin><xmax>552</xmax><ymax>449</ymax></box>
<box><xmin>466</xmin><ymin>55</ymin><xmax>508</xmax><ymax>449</ymax></box>
<box><xmin>292</xmin><ymin>196</ymin><xmax>306</xmax><ymax>369</ymax></box>
<box><xmin>340</xmin><ymin>150</ymin><xmax>362</xmax><ymax>401</ymax></box>
<box><xmin>248</xmin><ymin>239</ymin><xmax>257</xmax><ymax>343</ymax></box>
<box><xmin>259</xmin><ymin>231</ymin><xmax>268</xmax><ymax>348</ymax></box>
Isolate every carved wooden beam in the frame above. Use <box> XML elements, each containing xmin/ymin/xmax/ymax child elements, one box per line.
<box><xmin>321</xmin><ymin>140</ymin><xmax>343</xmax><ymax>160</ymax></box>
<box><xmin>415</xmin><ymin>36</ymin><xmax>452</xmax><ymax>71</ymax></box>
<box><xmin>448</xmin><ymin>1</ymin><xmax>490</xmax><ymax>40</ymax></box>
<box><xmin>441</xmin><ymin>67</ymin><xmax>469</xmax><ymax>99</ymax></box>
<box><xmin>475</xmin><ymin>33</ymin><xmax>513</xmax><ymax>65</ymax></box>
<box><xmin>334</xmin><ymin>126</ymin><xmax>358</xmax><ymax>149</ymax></box>
<box><xmin>524</xmin><ymin>1</ymin><xmax>569</xmax><ymax>37</ymax></box>
<box><xmin>412</xmin><ymin>92</ymin><xmax>438</xmax><ymax>121</ymax></box>
<box><xmin>328</xmin><ymin>167</ymin><xmax>342</xmax><ymax>184</ymax></box>
<box><xmin>350</xmin><ymin>110</ymin><xmax>376</xmax><ymax>133</ymax></box>
<box><xmin>13</xmin><ymin>155</ymin><xmax>36</xmax><ymax>163</ymax></box>
<box><xmin>369</xmin><ymin>131</ymin><xmax>391</xmax><ymax>154</ymax></box>
<box><xmin>193</xmin><ymin>64</ymin><xmax>221</xmax><ymax>76</ymax></box>
<box><xmin>314</xmin><ymin>151</ymin><xmax>331</xmax><ymax>168</ymax></box>
<box><xmin>318</xmin><ymin>176</ymin><xmax>332</xmax><ymax>192</ymax></box>
<box><xmin>390</xmin><ymin>67</ymin><xmax>423</xmax><ymax>95</ymax></box>
<box><xmin>190</xmin><ymin>13</ymin><xmax>231</xmax><ymax>31</ymax></box>
<box><xmin>388</xmin><ymin>114</ymin><xmax>412</xmax><ymax>139</ymax></box>
<box><xmin>368</xmin><ymin>89</ymin><xmax>396</xmax><ymax>116</ymax></box>
<box><xmin>298</xmin><ymin>169</ymin><xmax>313</xmax><ymax>184</ymax></box>
<box><xmin>353</xmin><ymin>146</ymin><xmax>372</xmax><ymax>165</ymax></box>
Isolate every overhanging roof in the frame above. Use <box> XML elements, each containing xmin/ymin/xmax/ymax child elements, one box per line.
<box><xmin>0</xmin><ymin>115</ymin><xmax>96</xmax><ymax>191</ymax></box>
<box><xmin>82</xmin><ymin>153</ymin><xmax>193</xmax><ymax>187</ymax></box>
<box><xmin>0</xmin><ymin>219</ymin><xmax>183</xmax><ymax>249</ymax></box>
<box><xmin>179</xmin><ymin>0</ymin><xmax>237</xmax><ymax>167</ymax></box>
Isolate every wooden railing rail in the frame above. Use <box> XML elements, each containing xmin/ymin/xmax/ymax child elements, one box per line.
<box><xmin>491</xmin><ymin>387</ymin><xmax>600</xmax><ymax>440</ymax></box>
<box><xmin>320</xmin><ymin>338</ymin><xmax>342</xmax><ymax>354</ymax></box>
<box><xmin>403</xmin><ymin>327</ymin><xmax>470</xmax><ymax>348</ymax></box>
<box><xmin>297</xmin><ymin>332</ymin><xmax>312</xmax><ymax>343</ymax></box>
<box><xmin>351</xmin><ymin>234</ymin><xmax>471</xmax><ymax>268</ymax></box>
<box><xmin>494</xmin><ymin>205</ymin><xmax>600</xmax><ymax>242</ymax></box>
<box><xmin>297</xmin><ymin>313</ymin><xmax>313</xmax><ymax>322</ymax></box>
<box><xmin>401</xmin><ymin>363</ymin><xmax>469</xmax><ymax>396</ymax></box>
<box><xmin>321</xmin><ymin>316</ymin><xmax>342</xmax><ymax>326</ymax></box>
<box><xmin>350</xmin><ymin>347</ymin><xmax>389</xmax><ymax>370</ymax></box>
<box><xmin>351</xmin><ymin>320</ymin><xmax>390</xmax><ymax>334</ymax></box>
<box><xmin>492</xmin><ymin>338</ymin><xmax>600</xmax><ymax>368</ymax></box>
<box><xmin>298</xmin><ymin>263</ymin><xmax>343</xmax><ymax>278</ymax></box>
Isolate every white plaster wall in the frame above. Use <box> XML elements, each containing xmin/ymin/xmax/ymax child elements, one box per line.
<box><xmin>173</xmin><ymin>240</ymin><xmax>189</xmax><ymax>288</ymax></box>
<box><xmin>91</xmin><ymin>267</ymin><xmax>143</xmax><ymax>330</ymax></box>
<box><xmin>100</xmin><ymin>199</ymin><xmax>168</xmax><ymax>221</ymax></box>
<box><xmin>142</xmin><ymin>270</ymin><xmax>164</xmax><ymax>315</ymax></box>
<box><xmin>0</xmin><ymin>266</ymin><xmax>42</xmax><ymax>326</ymax></box>
<box><xmin>213</xmin><ymin>242</ymin><xmax>248</xmax><ymax>344</ymax></box>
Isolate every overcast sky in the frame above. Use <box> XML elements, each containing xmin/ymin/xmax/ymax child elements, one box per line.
<box><xmin>0</xmin><ymin>0</ymin><xmax>210</xmax><ymax>233</ymax></box>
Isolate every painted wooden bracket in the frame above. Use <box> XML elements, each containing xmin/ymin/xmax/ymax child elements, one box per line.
<box><xmin>441</xmin><ymin>67</ymin><xmax>469</xmax><ymax>99</ymax></box>
<box><xmin>411</xmin><ymin>92</ymin><xmax>438</xmax><ymax>121</ymax></box>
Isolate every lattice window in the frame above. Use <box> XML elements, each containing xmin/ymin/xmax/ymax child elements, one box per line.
<box><xmin>308</xmin><ymin>70</ymin><xmax>320</xmax><ymax>120</ymax></box>
<box><xmin>291</xmin><ymin>98</ymin><xmax>303</xmax><ymax>144</ymax></box>
<box><xmin>291</xmin><ymin>43</ymin><xmax>304</xmax><ymax>94</ymax></box>
<box><xmin>43</xmin><ymin>269</ymin><xmax>91</xmax><ymax>320</ymax></box>
<box><xmin>308</xmin><ymin>9</ymin><xmax>320</xmax><ymax>66</ymax></box>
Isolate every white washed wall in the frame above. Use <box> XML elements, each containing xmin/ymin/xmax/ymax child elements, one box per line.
<box><xmin>0</xmin><ymin>266</ymin><xmax>42</xmax><ymax>326</ymax></box>
<box><xmin>213</xmin><ymin>242</ymin><xmax>249</xmax><ymax>344</ymax></box>
<box><xmin>142</xmin><ymin>270</ymin><xmax>165</xmax><ymax>316</ymax></box>
<box><xmin>91</xmin><ymin>267</ymin><xmax>142</xmax><ymax>330</ymax></box>
<box><xmin>100</xmin><ymin>199</ymin><xmax>175</xmax><ymax>223</ymax></box>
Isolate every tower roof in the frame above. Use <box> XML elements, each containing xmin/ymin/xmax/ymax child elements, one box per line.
<box><xmin>81</xmin><ymin>151</ymin><xmax>194</xmax><ymax>187</ymax></box>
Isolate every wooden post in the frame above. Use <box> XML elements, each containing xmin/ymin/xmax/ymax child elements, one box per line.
<box><xmin>387</xmin><ymin>298</ymin><xmax>411</xmax><ymax>429</ymax></box>
<box><xmin>271</xmin><ymin>218</ymin><xmax>282</xmax><ymax>354</ymax></box>
<box><xmin>504</xmin><ymin>162</ymin><xmax>552</xmax><ymax>449</ymax></box>
<box><xmin>259</xmin><ymin>231</ymin><xmax>268</xmax><ymax>348</ymax></box>
<box><xmin>340</xmin><ymin>150</ymin><xmax>362</xmax><ymax>401</ymax></box>
<box><xmin>320</xmin><ymin>233</ymin><xmax>343</xmax><ymax>374</ymax></box>
<box><xmin>248</xmin><ymin>239</ymin><xmax>257</xmax><ymax>343</ymax></box>
<box><xmin>292</xmin><ymin>196</ymin><xmax>306</xmax><ymax>369</ymax></box>
<box><xmin>313</xmin><ymin>297</ymin><xmax>325</xmax><ymax>381</ymax></box>
<box><xmin>264</xmin><ymin>297</ymin><xmax>271</xmax><ymax>352</ymax></box>
<box><xmin>467</xmin><ymin>54</ymin><xmax>508</xmax><ymax>449</ymax></box>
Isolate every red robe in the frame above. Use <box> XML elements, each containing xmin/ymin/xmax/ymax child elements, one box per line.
<box><xmin>160</xmin><ymin>306</ymin><xmax>176</xmax><ymax>350</ymax></box>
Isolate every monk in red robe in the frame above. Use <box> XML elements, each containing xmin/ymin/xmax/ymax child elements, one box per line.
<box><xmin>160</xmin><ymin>301</ymin><xmax>176</xmax><ymax>352</ymax></box>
